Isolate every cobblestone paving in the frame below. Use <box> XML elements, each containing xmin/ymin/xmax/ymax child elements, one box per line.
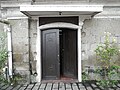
<box><xmin>0</xmin><ymin>81</ymin><xmax>120</xmax><ymax>90</ymax></box>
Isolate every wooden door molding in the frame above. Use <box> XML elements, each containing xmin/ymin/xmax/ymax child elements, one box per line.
<box><xmin>38</xmin><ymin>22</ymin><xmax>79</xmax><ymax>30</ymax></box>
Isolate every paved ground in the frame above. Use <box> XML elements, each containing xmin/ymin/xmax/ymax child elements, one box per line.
<box><xmin>0</xmin><ymin>81</ymin><xmax>120</xmax><ymax>90</ymax></box>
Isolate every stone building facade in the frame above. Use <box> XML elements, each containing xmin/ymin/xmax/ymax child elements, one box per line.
<box><xmin>0</xmin><ymin>0</ymin><xmax>120</xmax><ymax>83</ymax></box>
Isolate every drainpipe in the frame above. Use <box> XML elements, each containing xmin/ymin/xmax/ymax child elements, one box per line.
<box><xmin>1</xmin><ymin>19</ymin><xmax>13</xmax><ymax>79</ymax></box>
<box><xmin>0</xmin><ymin>7</ymin><xmax>13</xmax><ymax>79</ymax></box>
<box><xmin>7</xmin><ymin>24</ymin><xmax>13</xmax><ymax>78</ymax></box>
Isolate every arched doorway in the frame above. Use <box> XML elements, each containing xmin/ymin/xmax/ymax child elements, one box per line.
<box><xmin>36</xmin><ymin>22</ymin><xmax>81</xmax><ymax>82</ymax></box>
<box><xmin>41</xmin><ymin>28</ymin><xmax>77</xmax><ymax>80</ymax></box>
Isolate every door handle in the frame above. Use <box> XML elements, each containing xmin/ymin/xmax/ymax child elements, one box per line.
<box><xmin>49</xmin><ymin>66</ymin><xmax>53</xmax><ymax>69</ymax></box>
<box><xmin>58</xmin><ymin>55</ymin><xmax>60</xmax><ymax>64</ymax></box>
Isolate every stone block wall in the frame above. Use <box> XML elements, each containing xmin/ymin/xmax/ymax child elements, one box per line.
<box><xmin>82</xmin><ymin>17</ymin><xmax>120</xmax><ymax>80</ymax></box>
<box><xmin>9</xmin><ymin>19</ymin><xmax>30</xmax><ymax>83</ymax></box>
<box><xmin>34</xmin><ymin>0</ymin><xmax>120</xmax><ymax>5</ymax></box>
<box><xmin>29</xmin><ymin>19</ymin><xmax>37</xmax><ymax>74</ymax></box>
<box><xmin>82</xmin><ymin>18</ymin><xmax>120</xmax><ymax>58</ymax></box>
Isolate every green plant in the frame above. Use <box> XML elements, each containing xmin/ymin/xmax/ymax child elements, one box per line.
<box><xmin>95</xmin><ymin>32</ymin><xmax>120</xmax><ymax>88</ymax></box>
<box><xmin>10</xmin><ymin>73</ymin><xmax>23</xmax><ymax>85</ymax></box>
<box><xmin>95</xmin><ymin>32</ymin><xmax>119</xmax><ymax>67</ymax></box>
<box><xmin>97</xmin><ymin>80</ymin><xmax>118</xmax><ymax>87</ymax></box>
<box><xmin>82</xmin><ymin>71</ymin><xmax>89</xmax><ymax>81</ymax></box>
<box><xmin>0</xmin><ymin>31</ymin><xmax>8</xmax><ymax>83</ymax></box>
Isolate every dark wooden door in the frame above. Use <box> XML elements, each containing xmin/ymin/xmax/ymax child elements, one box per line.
<box><xmin>62</xmin><ymin>29</ymin><xmax>77</xmax><ymax>78</ymax></box>
<box><xmin>42</xmin><ymin>29</ymin><xmax>60</xmax><ymax>80</ymax></box>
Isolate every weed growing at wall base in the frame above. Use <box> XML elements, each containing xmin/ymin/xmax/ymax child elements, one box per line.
<box><xmin>0</xmin><ymin>31</ymin><xmax>8</xmax><ymax>83</ymax></box>
<box><xmin>95</xmin><ymin>32</ymin><xmax>120</xmax><ymax>88</ymax></box>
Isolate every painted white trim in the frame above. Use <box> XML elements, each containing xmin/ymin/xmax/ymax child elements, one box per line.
<box><xmin>20</xmin><ymin>5</ymin><xmax>103</xmax><ymax>12</ymax></box>
<box><xmin>78</xmin><ymin>17</ymin><xmax>85</xmax><ymax>82</ymax></box>
<box><xmin>38</xmin><ymin>22</ymin><xmax>79</xmax><ymax>30</ymax></box>
<box><xmin>36</xmin><ymin>20</ymin><xmax>41</xmax><ymax>82</ymax></box>
<box><xmin>94</xmin><ymin>15</ymin><xmax>120</xmax><ymax>18</ymax></box>
<box><xmin>7</xmin><ymin>25</ymin><xmax>13</xmax><ymax>77</ymax></box>
<box><xmin>78</xmin><ymin>29</ymin><xmax>81</xmax><ymax>82</ymax></box>
<box><xmin>7</xmin><ymin>17</ymin><xmax>28</xmax><ymax>20</ymax></box>
<box><xmin>20</xmin><ymin>5</ymin><xmax>103</xmax><ymax>17</ymax></box>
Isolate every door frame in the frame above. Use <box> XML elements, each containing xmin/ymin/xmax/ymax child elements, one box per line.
<box><xmin>35</xmin><ymin>17</ymin><xmax>84</xmax><ymax>82</ymax></box>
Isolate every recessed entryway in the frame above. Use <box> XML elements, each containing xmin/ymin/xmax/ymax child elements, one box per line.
<box><xmin>36</xmin><ymin>17</ymin><xmax>83</xmax><ymax>82</ymax></box>
<box><xmin>20</xmin><ymin>5</ymin><xmax>103</xmax><ymax>82</ymax></box>
<box><xmin>41</xmin><ymin>28</ymin><xmax>77</xmax><ymax>80</ymax></box>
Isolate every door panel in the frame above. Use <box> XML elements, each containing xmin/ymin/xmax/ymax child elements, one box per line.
<box><xmin>42</xmin><ymin>29</ymin><xmax>59</xmax><ymax>80</ymax></box>
<box><xmin>62</xmin><ymin>29</ymin><xmax>77</xmax><ymax>78</ymax></box>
